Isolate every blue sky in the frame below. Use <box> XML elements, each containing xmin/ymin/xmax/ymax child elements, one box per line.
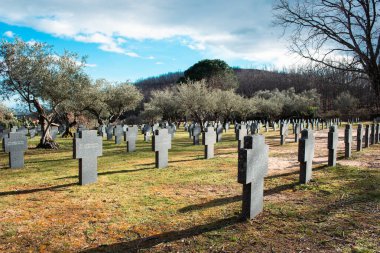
<box><xmin>0</xmin><ymin>0</ymin><xmax>299</xmax><ymax>83</ymax></box>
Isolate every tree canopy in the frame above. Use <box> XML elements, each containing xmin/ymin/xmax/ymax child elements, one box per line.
<box><xmin>179</xmin><ymin>59</ymin><xmax>239</xmax><ymax>90</ymax></box>
<box><xmin>274</xmin><ymin>0</ymin><xmax>380</xmax><ymax>98</ymax></box>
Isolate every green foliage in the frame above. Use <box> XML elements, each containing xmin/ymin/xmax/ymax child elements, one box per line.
<box><xmin>180</xmin><ymin>59</ymin><xmax>238</xmax><ymax>90</ymax></box>
<box><xmin>253</xmin><ymin>88</ymin><xmax>320</xmax><ymax>119</ymax></box>
<box><xmin>334</xmin><ymin>91</ymin><xmax>359</xmax><ymax>117</ymax></box>
<box><xmin>82</xmin><ymin>79</ymin><xmax>143</xmax><ymax>124</ymax></box>
<box><xmin>0</xmin><ymin>103</ymin><xmax>17</xmax><ymax>128</ymax></box>
<box><xmin>0</xmin><ymin>38</ymin><xmax>90</xmax><ymax>146</ymax></box>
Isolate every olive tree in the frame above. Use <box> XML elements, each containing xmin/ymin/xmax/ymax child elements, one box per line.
<box><xmin>176</xmin><ymin>80</ymin><xmax>217</xmax><ymax>126</ymax></box>
<box><xmin>0</xmin><ymin>38</ymin><xmax>90</xmax><ymax>148</ymax></box>
<box><xmin>143</xmin><ymin>87</ymin><xmax>181</xmax><ymax>123</ymax></box>
<box><xmin>83</xmin><ymin>79</ymin><xmax>143</xmax><ymax>125</ymax></box>
<box><xmin>334</xmin><ymin>91</ymin><xmax>359</xmax><ymax>117</ymax></box>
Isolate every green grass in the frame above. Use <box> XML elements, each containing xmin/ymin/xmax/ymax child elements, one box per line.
<box><xmin>0</xmin><ymin>127</ymin><xmax>379</xmax><ymax>252</ymax></box>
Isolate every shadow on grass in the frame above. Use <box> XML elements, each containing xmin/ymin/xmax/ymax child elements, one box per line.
<box><xmin>0</xmin><ymin>182</ymin><xmax>77</xmax><ymax>196</ymax></box>
<box><xmin>81</xmin><ymin>216</ymin><xmax>241</xmax><ymax>253</ymax></box>
<box><xmin>266</xmin><ymin>165</ymin><xmax>328</xmax><ymax>179</ymax></box>
<box><xmin>56</xmin><ymin>167</ymin><xmax>155</xmax><ymax>180</ymax></box>
<box><xmin>178</xmin><ymin>181</ymin><xmax>299</xmax><ymax>213</ymax></box>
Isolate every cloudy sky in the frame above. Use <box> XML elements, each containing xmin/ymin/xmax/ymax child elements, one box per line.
<box><xmin>0</xmin><ymin>0</ymin><xmax>300</xmax><ymax>82</ymax></box>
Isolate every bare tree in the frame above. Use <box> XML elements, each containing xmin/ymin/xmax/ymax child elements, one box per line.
<box><xmin>274</xmin><ymin>0</ymin><xmax>380</xmax><ymax>99</ymax></box>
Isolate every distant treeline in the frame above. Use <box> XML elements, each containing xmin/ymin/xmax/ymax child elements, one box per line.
<box><xmin>134</xmin><ymin>66</ymin><xmax>377</xmax><ymax>116</ymax></box>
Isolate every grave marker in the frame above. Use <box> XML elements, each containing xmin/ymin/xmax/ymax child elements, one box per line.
<box><xmin>152</xmin><ymin>128</ymin><xmax>171</xmax><ymax>168</ymax></box>
<box><xmin>73</xmin><ymin>130</ymin><xmax>102</xmax><ymax>185</ymax></box>
<box><xmin>328</xmin><ymin>125</ymin><xmax>338</xmax><ymax>166</ymax></box>
<box><xmin>238</xmin><ymin>135</ymin><xmax>268</xmax><ymax>219</ymax></box>
<box><xmin>344</xmin><ymin>124</ymin><xmax>352</xmax><ymax>158</ymax></box>
<box><xmin>3</xmin><ymin>132</ymin><xmax>28</xmax><ymax>168</ymax></box>
<box><xmin>202</xmin><ymin>127</ymin><xmax>216</xmax><ymax>159</ymax></box>
<box><xmin>357</xmin><ymin>124</ymin><xmax>363</xmax><ymax>151</ymax></box>
<box><xmin>192</xmin><ymin>125</ymin><xmax>201</xmax><ymax>145</ymax></box>
<box><xmin>298</xmin><ymin>129</ymin><xmax>315</xmax><ymax>184</ymax></box>
<box><xmin>113</xmin><ymin>125</ymin><xmax>123</xmax><ymax>144</ymax></box>
<box><xmin>125</xmin><ymin>125</ymin><xmax>138</xmax><ymax>152</ymax></box>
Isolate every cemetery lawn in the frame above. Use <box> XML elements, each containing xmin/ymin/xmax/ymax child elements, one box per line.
<box><xmin>0</xmin><ymin>128</ymin><xmax>379</xmax><ymax>252</ymax></box>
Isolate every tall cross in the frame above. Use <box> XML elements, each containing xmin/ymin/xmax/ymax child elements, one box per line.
<box><xmin>113</xmin><ymin>125</ymin><xmax>124</xmax><ymax>144</ymax></box>
<box><xmin>328</xmin><ymin>125</ymin><xmax>338</xmax><ymax>166</ymax></box>
<box><xmin>152</xmin><ymin>128</ymin><xmax>172</xmax><ymax>168</ymax></box>
<box><xmin>236</xmin><ymin>125</ymin><xmax>248</xmax><ymax>149</ymax></box>
<box><xmin>125</xmin><ymin>125</ymin><xmax>138</xmax><ymax>152</ymax></box>
<box><xmin>3</xmin><ymin>132</ymin><xmax>28</xmax><ymax>168</ymax></box>
<box><xmin>298</xmin><ymin>129</ymin><xmax>315</xmax><ymax>184</ymax></box>
<box><xmin>73</xmin><ymin>130</ymin><xmax>102</xmax><ymax>185</ymax></box>
<box><xmin>238</xmin><ymin>135</ymin><xmax>268</xmax><ymax>219</ymax></box>
<box><xmin>202</xmin><ymin>127</ymin><xmax>216</xmax><ymax>159</ymax></box>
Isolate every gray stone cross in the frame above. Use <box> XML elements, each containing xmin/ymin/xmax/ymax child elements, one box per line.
<box><xmin>73</xmin><ymin>130</ymin><xmax>102</xmax><ymax>185</ymax></box>
<box><xmin>152</xmin><ymin>128</ymin><xmax>172</xmax><ymax>168</ymax></box>
<box><xmin>357</xmin><ymin>124</ymin><xmax>363</xmax><ymax>151</ymax></box>
<box><xmin>328</xmin><ymin>125</ymin><xmax>338</xmax><ymax>166</ymax></box>
<box><xmin>202</xmin><ymin>127</ymin><xmax>216</xmax><ymax>159</ymax></box>
<box><xmin>113</xmin><ymin>125</ymin><xmax>124</xmax><ymax>144</ymax></box>
<box><xmin>124</xmin><ymin>125</ymin><xmax>138</xmax><ymax>152</ymax></box>
<box><xmin>364</xmin><ymin>125</ymin><xmax>370</xmax><ymax>148</ymax></box>
<box><xmin>280</xmin><ymin>123</ymin><xmax>288</xmax><ymax>145</ymax></box>
<box><xmin>238</xmin><ymin>135</ymin><xmax>269</xmax><ymax>219</ymax></box>
<box><xmin>192</xmin><ymin>125</ymin><xmax>201</xmax><ymax>145</ymax></box>
<box><xmin>344</xmin><ymin>124</ymin><xmax>352</xmax><ymax>158</ymax></box>
<box><xmin>3</xmin><ymin>132</ymin><xmax>28</xmax><ymax>168</ymax></box>
<box><xmin>298</xmin><ymin>129</ymin><xmax>315</xmax><ymax>184</ymax></box>
<box><xmin>237</xmin><ymin>125</ymin><xmax>248</xmax><ymax>149</ymax></box>
<box><xmin>106</xmin><ymin>125</ymin><xmax>114</xmax><ymax>141</ymax></box>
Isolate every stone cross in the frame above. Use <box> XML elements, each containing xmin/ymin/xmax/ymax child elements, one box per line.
<box><xmin>73</xmin><ymin>130</ymin><xmax>103</xmax><ymax>185</ymax></box>
<box><xmin>375</xmin><ymin>123</ymin><xmax>379</xmax><ymax>144</ymax></box>
<box><xmin>280</xmin><ymin>123</ymin><xmax>288</xmax><ymax>145</ymax></box>
<box><xmin>364</xmin><ymin>124</ymin><xmax>370</xmax><ymax>148</ymax></box>
<box><xmin>192</xmin><ymin>125</ymin><xmax>201</xmax><ymax>145</ymax></box>
<box><xmin>202</xmin><ymin>127</ymin><xmax>216</xmax><ymax>159</ymax></box>
<box><xmin>298</xmin><ymin>129</ymin><xmax>315</xmax><ymax>184</ymax></box>
<box><xmin>238</xmin><ymin>135</ymin><xmax>268</xmax><ymax>219</ymax></box>
<box><xmin>113</xmin><ymin>125</ymin><xmax>124</xmax><ymax>144</ymax></box>
<box><xmin>237</xmin><ymin>125</ymin><xmax>248</xmax><ymax>149</ymax></box>
<box><xmin>3</xmin><ymin>132</ymin><xmax>28</xmax><ymax>168</ymax></box>
<box><xmin>50</xmin><ymin>126</ymin><xmax>59</xmax><ymax>140</ymax></box>
<box><xmin>29</xmin><ymin>128</ymin><xmax>36</xmax><ymax>139</ymax></box>
<box><xmin>124</xmin><ymin>125</ymin><xmax>138</xmax><ymax>152</ymax></box>
<box><xmin>370</xmin><ymin>124</ymin><xmax>375</xmax><ymax>145</ymax></box>
<box><xmin>188</xmin><ymin>124</ymin><xmax>195</xmax><ymax>138</ymax></box>
<box><xmin>152</xmin><ymin>128</ymin><xmax>172</xmax><ymax>168</ymax></box>
<box><xmin>357</xmin><ymin>124</ymin><xmax>363</xmax><ymax>151</ymax></box>
<box><xmin>294</xmin><ymin>123</ymin><xmax>300</xmax><ymax>142</ymax></box>
<box><xmin>223</xmin><ymin>122</ymin><xmax>229</xmax><ymax>132</ymax></box>
<box><xmin>216</xmin><ymin>125</ymin><xmax>223</xmax><ymax>142</ymax></box>
<box><xmin>328</xmin><ymin>125</ymin><xmax>338</xmax><ymax>166</ymax></box>
<box><xmin>344</xmin><ymin>124</ymin><xmax>352</xmax><ymax>158</ymax></box>
<box><xmin>106</xmin><ymin>125</ymin><xmax>114</xmax><ymax>141</ymax></box>
<box><xmin>98</xmin><ymin>125</ymin><xmax>106</xmax><ymax>137</ymax></box>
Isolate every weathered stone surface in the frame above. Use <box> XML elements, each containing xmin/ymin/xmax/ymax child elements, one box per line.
<box><xmin>344</xmin><ymin>124</ymin><xmax>352</xmax><ymax>158</ymax></box>
<box><xmin>202</xmin><ymin>127</ymin><xmax>216</xmax><ymax>159</ymax></box>
<box><xmin>73</xmin><ymin>130</ymin><xmax>103</xmax><ymax>185</ymax></box>
<box><xmin>3</xmin><ymin>132</ymin><xmax>28</xmax><ymax>169</ymax></box>
<box><xmin>298</xmin><ymin>129</ymin><xmax>315</xmax><ymax>184</ymax></box>
<box><xmin>124</xmin><ymin>125</ymin><xmax>138</xmax><ymax>152</ymax></box>
<box><xmin>152</xmin><ymin>128</ymin><xmax>171</xmax><ymax>168</ymax></box>
<box><xmin>328</xmin><ymin>125</ymin><xmax>338</xmax><ymax>166</ymax></box>
<box><xmin>238</xmin><ymin>135</ymin><xmax>268</xmax><ymax>220</ymax></box>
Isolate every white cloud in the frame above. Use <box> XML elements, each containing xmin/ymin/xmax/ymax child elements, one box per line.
<box><xmin>155</xmin><ymin>61</ymin><xmax>164</xmax><ymax>65</ymax></box>
<box><xmin>3</xmin><ymin>30</ymin><xmax>15</xmax><ymax>38</ymax></box>
<box><xmin>85</xmin><ymin>63</ymin><xmax>97</xmax><ymax>68</ymax></box>
<box><xmin>0</xmin><ymin>0</ymin><xmax>299</xmax><ymax>66</ymax></box>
